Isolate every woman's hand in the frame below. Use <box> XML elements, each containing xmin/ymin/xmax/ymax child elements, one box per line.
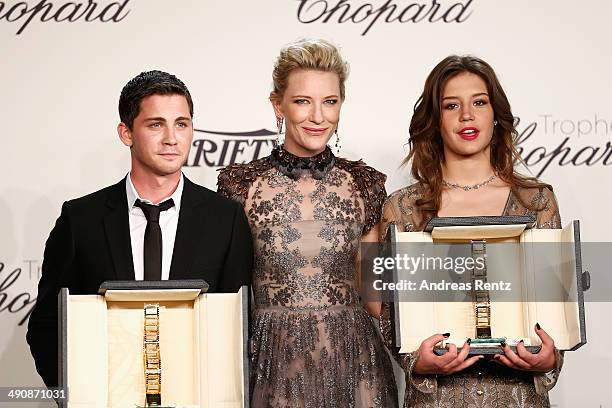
<box><xmin>494</xmin><ymin>323</ymin><xmax>556</xmax><ymax>372</ymax></box>
<box><xmin>413</xmin><ymin>333</ymin><xmax>483</xmax><ymax>375</ymax></box>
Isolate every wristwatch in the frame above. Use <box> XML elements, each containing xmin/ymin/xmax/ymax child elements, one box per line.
<box><xmin>144</xmin><ymin>304</ymin><xmax>162</xmax><ymax>407</ymax></box>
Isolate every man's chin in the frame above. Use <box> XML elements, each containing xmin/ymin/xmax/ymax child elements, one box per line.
<box><xmin>153</xmin><ymin>159</ymin><xmax>186</xmax><ymax>175</ymax></box>
<box><xmin>149</xmin><ymin>165</ymin><xmax>184</xmax><ymax>178</ymax></box>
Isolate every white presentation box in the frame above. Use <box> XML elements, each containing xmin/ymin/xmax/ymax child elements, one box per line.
<box><xmin>58</xmin><ymin>280</ymin><xmax>249</xmax><ymax>408</ymax></box>
<box><xmin>387</xmin><ymin>216</ymin><xmax>589</xmax><ymax>355</ymax></box>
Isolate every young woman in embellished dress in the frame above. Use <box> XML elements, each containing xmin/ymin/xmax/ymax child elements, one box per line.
<box><xmin>379</xmin><ymin>55</ymin><xmax>564</xmax><ymax>408</ymax></box>
<box><xmin>217</xmin><ymin>39</ymin><xmax>398</xmax><ymax>407</ymax></box>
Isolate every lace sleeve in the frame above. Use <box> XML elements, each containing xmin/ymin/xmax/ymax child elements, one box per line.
<box><xmin>532</xmin><ymin>185</ymin><xmax>563</xmax><ymax>393</ymax></box>
<box><xmin>534</xmin><ymin>348</ymin><xmax>564</xmax><ymax>394</ymax></box>
<box><xmin>379</xmin><ymin>186</ymin><xmax>420</xmax><ymax>239</ymax></box>
<box><xmin>378</xmin><ymin>192</ymin><xmax>438</xmax><ymax>394</ymax></box>
<box><xmin>336</xmin><ymin>159</ymin><xmax>387</xmax><ymax>235</ymax></box>
<box><xmin>380</xmin><ymin>196</ymin><xmax>399</xmax><ymax>241</ymax></box>
<box><xmin>217</xmin><ymin>159</ymin><xmax>272</xmax><ymax>205</ymax></box>
<box><xmin>535</xmin><ymin>186</ymin><xmax>561</xmax><ymax>229</ymax></box>
<box><xmin>217</xmin><ymin>165</ymin><xmax>245</xmax><ymax>204</ymax></box>
<box><xmin>360</xmin><ymin>166</ymin><xmax>387</xmax><ymax>235</ymax></box>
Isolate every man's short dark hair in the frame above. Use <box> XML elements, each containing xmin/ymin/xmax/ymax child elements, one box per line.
<box><xmin>119</xmin><ymin>70</ymin><xmax>194</xmax><ymax>129</ymax></box>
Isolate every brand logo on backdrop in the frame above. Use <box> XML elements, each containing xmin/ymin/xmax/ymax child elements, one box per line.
<box><xmin>186</xmin><ymin>117</ymin><xmax>612</xmax><ymax>177</ymax></box>
<box><xmin>186</xmin><ymin>128</ymin><xmax>277</xmax><ymax>168</ymax></box>
<box><xmin>0</xmin><ymin>261</ymin><xmax>39</xmax><ymax>327</ymax></box>
<box><xmin>0</xmin><ymin>0</ymin><xmax>131</xmax><ymax>35</ymax></box>
<box><xmin>296</xmin><ymin>0</ymin><xmax>474</xmax><ymax>35</ymax></box>
<box><xmin>516</xmin><ymin>115</ymin><xmax>612</xmax><ymax>177</ymax></box>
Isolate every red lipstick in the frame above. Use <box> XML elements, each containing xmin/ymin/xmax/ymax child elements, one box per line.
<box><xmin>458</xmin><ymin>127</ymin><xmax>479</xmax><ymax>141</ymax></box>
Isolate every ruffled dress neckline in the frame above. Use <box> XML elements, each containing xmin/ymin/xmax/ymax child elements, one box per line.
<box><xmin>270</xmin><ymin>145</ymin><xmax>335</xmax><ymax>180</ymax></box>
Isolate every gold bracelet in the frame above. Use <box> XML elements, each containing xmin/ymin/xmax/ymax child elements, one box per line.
<box><xmin>144</xmin><ymin>304</ymin><xmax>162</xmax><ymax>407</ymax></box>
<box><xmin>471</xmin><ymin>240</ymin><xmax>492</xmax><ymax>339</ymax></box>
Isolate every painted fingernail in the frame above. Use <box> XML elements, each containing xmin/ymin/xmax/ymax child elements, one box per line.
<box><xmin>443</xmin><ymin>332</ymin><xmax>450</xmax><ymax>338</ymax></box>
<box><xmin>500</xmin><ymin>340</ymin><xmax>507</xmax><ymax>348</ymax></box>
<box><xmin>466</xmin><ymin>338</ymin><xmax>471</xmax><ymax>345</ymax></box>
<box><xmin>519</xmin><ymin>339</ymin><xmax>524</xmax><ymax>344</ymax></box>
<box><xmin>536</xmin><ymin>322</ymin><xmax>541</xmax><ymax>330</ymax></box>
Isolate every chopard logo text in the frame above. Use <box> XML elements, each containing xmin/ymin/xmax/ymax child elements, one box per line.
<box><xmin>0</xmin><ymin>262</ymin><xmax>38</xmax><ymax>326</ymax></box>
<box><xmin>0</xmin><ymin>0</ymin><xmax>131</xmax><ymax>35</ymax></box>
<box><xmin>516</xmin><ymin>115</ymin><xmax>612</xmax><ymax>177</ymax></box>
<box><xmin>296</xmin><ymin>0</ymin><xmax>475</xmax><ymax>35</ymax></box>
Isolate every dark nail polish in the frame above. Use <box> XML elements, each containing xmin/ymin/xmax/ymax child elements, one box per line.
<box><xmin>442</xmin><ymin>332</ymin><xmax>450</xmax><ymax>338</ymax></box>
<box><xmin>500</xmin><ymin>340</ymin><xmax>507</xmax><ymax>348</ymax></box>
<box><xmin>519</xmin><ymin>339</ymin><xmax>524</xmax><ymax>344</ymax></box>
<box><xmin>466</xmin><ymin>338</ymin><xmax>471</xmax><ymax>345</ymax></box>
<box><xmin>536</xmin><ymin>322</ymin><xmax>541</xmax><ymax>330</ymax></box>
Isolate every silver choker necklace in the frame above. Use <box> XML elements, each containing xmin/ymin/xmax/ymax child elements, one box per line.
<box><xmin>442</xmin><ymin>174</ymin><xmax>497</xmax><ymax>191</ymax></box>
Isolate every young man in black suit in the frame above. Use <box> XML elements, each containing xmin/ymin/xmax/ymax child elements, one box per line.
<box><xmin>26</xmin><ymin>70</ymin><xmax>253</xmax><ymax>388</ymax></box>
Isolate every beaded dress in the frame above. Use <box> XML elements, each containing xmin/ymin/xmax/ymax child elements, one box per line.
<box><xmin>218</xmin><ymin>146</ymin><xmax>398</xmax><ymax>408</ymax></box>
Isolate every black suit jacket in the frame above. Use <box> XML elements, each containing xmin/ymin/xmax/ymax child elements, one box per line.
<box><xmin>26</xmin><ymin>176</ymin><xmax>253</xmax><ymax>387</ymax></box>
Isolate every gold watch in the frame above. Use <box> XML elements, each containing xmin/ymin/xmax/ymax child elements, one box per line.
<box><xmin>471</xmin><ymin>240</ymin><xmax>492</xmax><ymax>339</ymax></box>
<box><xmin>143</xmin><ymin>304</ymin><xmax>162</xmax><ymax>407</ymax></box>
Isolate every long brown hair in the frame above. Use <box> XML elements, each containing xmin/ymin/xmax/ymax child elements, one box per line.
<box><xmin>404</xmin><ymin>55</ymin><xmax>549</xmax><ymax>227</ymax></box>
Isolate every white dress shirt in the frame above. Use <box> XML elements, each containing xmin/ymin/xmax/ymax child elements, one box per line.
<box><xmin>126</xmin><ymin>173</ymin><xmax>183</xmax><ymax>280</ymax></box>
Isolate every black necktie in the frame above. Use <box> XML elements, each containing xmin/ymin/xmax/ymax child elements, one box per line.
<box><xmin>134</xmin><ymin>198</ymin><xmax>175</xmax><ymax>280</ymax></box>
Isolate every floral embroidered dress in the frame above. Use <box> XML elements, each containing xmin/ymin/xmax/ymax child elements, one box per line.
<box><xmin>218</xmin><ymin>146</ymin><xmax>398</xmax><ymax>408</ymax></box>
<box><xmin>379</xmin><ymin>182</ymin><xmax>564</xmax><ymax>408</ymax></box>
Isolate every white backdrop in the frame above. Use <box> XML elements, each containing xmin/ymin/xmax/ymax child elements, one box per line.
<box><xmin>1</xmin><ymin>0</ymin><xmax>610</xmax><ymax>406</ymax></box>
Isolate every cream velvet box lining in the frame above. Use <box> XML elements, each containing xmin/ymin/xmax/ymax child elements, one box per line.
<box><xmin>59</xmin><ymin>286</ymin><xmax>248</xmax><ymax>408</ymax></box>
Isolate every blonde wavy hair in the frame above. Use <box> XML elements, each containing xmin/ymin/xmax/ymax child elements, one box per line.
<box><xmin>271</xmin><ymin>38</ymin><xmax>349</xmax><ymax>98</ymax></box>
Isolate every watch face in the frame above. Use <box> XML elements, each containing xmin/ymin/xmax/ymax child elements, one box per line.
<box><xmin>476</xmin><ymin>326</ymin><xmax>493</xmax><ymax>339</ymax></box>
<box><xmin>146</xmin><ymin>393</ymin><xmax>162</xmax><ymax>406</ymax></box>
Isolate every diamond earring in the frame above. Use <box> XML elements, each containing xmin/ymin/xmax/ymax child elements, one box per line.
<box><xmin>276</xmin><ymin>116</ymin><xmax>284</xmax><ymax>147</ymax></box>
<box><xmin>334</xmin><ymin>127</ymin><xmax>341</xmax><ymax>154</ymax></box>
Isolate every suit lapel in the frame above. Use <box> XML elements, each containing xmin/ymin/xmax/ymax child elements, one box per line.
<box><xmin>170</xmin><ymin>177</ymin><xmax>204</xmax><ymax>279</ymax></box>
<box><xmin>104</xmin><ymin>177</ymin><xmax>135</xmax><ymax>281</ymax></box>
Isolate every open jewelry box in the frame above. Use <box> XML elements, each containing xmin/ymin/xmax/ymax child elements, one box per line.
<box><xmin>58</xmin><ymin>280</ymin><xmax>249</xmax><ymax>408</ymax></box>
<box><xmin>386</xmin><ymin>216</ymin><xmax>589</xmax><ymax>355</ymax></box>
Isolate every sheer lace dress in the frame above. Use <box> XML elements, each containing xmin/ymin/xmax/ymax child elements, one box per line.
<box><xmin>379</xmin><ymin>182</ymin><xmax>564</xmax><ymax>408</ymax></box>
<box><xmin>218</xmin><ymin>146</ymin><xmax>398</xmax><ymax>408</ymax></box>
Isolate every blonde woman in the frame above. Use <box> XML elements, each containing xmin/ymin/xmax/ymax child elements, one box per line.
<box><xmin>218</xmin><ymin>39</ymin><xmax>398</xmax><ymax>407</ymax></box>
